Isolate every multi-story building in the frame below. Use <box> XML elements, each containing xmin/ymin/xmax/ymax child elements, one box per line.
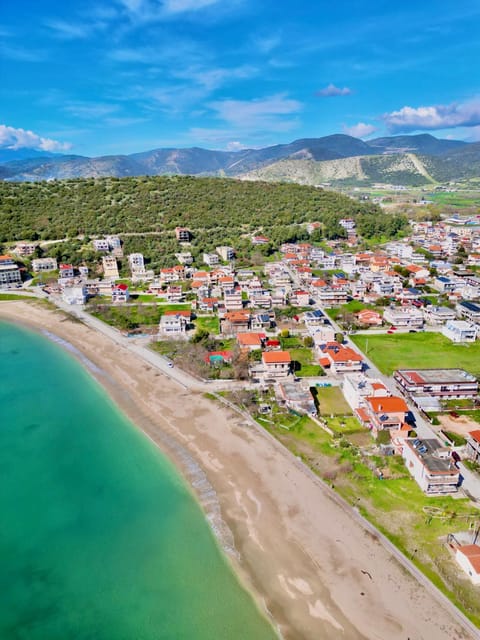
<box><xmin>319</xmin><ymin>342</ymin><xmax>364</xmax><ymax>373</ymax></box>
<box><xmin>465</xmin><ymin>430</ymin><xmax>480</xmax><ymax>463</ymax></box>
<box><xmin>401</xmin><ymin>438</ymin><xmax>459</xmax><ymax>495</ymax></box>
<box><xmin>223</xmin><ymin>288</ymin><xmax>243</xmax><ymax>311</ymax></box>
<box><xmin>93</xmin><ymin>238</ymin><xmax>110</xmax><ymax>252</ymax></box>
<box><xmin>394</xmin><ymin>368</ymin><xmax>478</xmax><ymax>400</ymax></box>
<box><xmin>111</xmin><ymin>283</ymin><xmax>130</xmax><ymax>303</ymax></box>
<box><xmin>0</xmin><ymin>255</ymin><xmax>22</xmax><ymax>287</ymax></box>
<box><xmin>62</xmin><ymin>285</ymin><xmax>87</xmax><ymax>305</ymax></box>
<box><xmin>216</xmin><ymin>246</ymin><xmax>235</xmax><ymax>261</ymax></box>
<box><xmin>203</xmin><ymin>253</ymin><xmax>220</xmax><ymax>267</ymax></box>
<box><xmin>102</xmin><ymin>256</ymin><xmax>119</xmax><ymax>281</ymax></box>
<box><xmin>442</xmin><ymin>320</ymin><xmax>478</xmax><ymax>343</ymax></box>
<box><xmin>32</xmin><ymin>257</ymin><xmax>58</xmax><ymax>273</ymax></box>
<box><xmin>456</xmin><ymin>301</ymin><xmax>480</xmax><ymax>323</ymax></box>
<box><xmin>383</xmin><ymin>307</ymin><xmax>424</xmax><ymax>328</ymax></box>
<box><xmin>128</xmin><ymin>253</ymin><xmax>145</xmax><ymax>272</ymax></box>
<box><xmin>159</xmin><ymin>310</ymin><xmax>191</xmax><ymax>334</ymax></box>
<box><xmin>175</xmin><ymin>252</ymin><xmax>193</xmax><ymax>265</ymax></box>
<box><xmin>14</xmin><ymin>242</ymin><xmax>37</xmax><ymax>256</ymax></box>
<box><xmin>423</xmin><ymin>306</ymin><xmax>456</xmax><ymax>325</ymax></box>
<box><xmin>59</xmin><ymin>263</ymin><xmax>75</xmax><ymax>279</ymax></box>
<box><xmin>261</xmin><ymin>350</ymin><xmax>291</xmax><ymax>378</ymax></box>
<box><xmin>342</xmin><ymin>374</ymin><xmax>389</xmax><ymax>410</ymax></box>
<box><xmin>175</xmin><ymin>227</ymin><xmax>191</xmax><ymax>242</ymax></box>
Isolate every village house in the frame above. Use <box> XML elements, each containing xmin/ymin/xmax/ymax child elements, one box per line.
<box><xmin>423</xmin><ymin>306</ymin><xmax>456</xmax><ymax>325</ymax></box>
<box><xmin>261</xmin><ymin>350</ymin><xmax>292</xmax><ymax>378</ymax></box>
<box><xmin>442</xmin><ymin>320</ymin><xmax>478</xmax><ymax>343</ymax></box>
<box><xmin>465</xmin><ymin>430</ymin><xmax>480</xmax><ymax>463</ymax></box>
<box><xmin>319</xmin><ymin>342</ymin><xmax>364</xmax><ymax>373</ymax></box>
<box><xmin>394</xmin><ymin>368</ymin><xmax>478</xmax><ymax>401</ymax></box>
<box><xmin>276</xmin><ymin>382</ymin><xmax>316</xmax><ymax>416</ymax></box>
<box><xmin>32</xmin><ymin>257</ymin><xmax>58</xmax><ymax>273</ymax></box>
<box><xmin>216</xmin><ymin>246</ymin><xmax>235</xmax><ymax>261</ymax></box>
<box><xmin>14</xmin><ymin>242</ymin><xmax>37</xmax><ymax>256</ymax></box>
<box><xmin>455</xmin><ymin>545</ymin><xmax>480</xmax><ymax>585</ymax></box>
<box><xmin>383</xmin><ymin>306</ymin><xmax>424</xmax><ymax>328</ymax></box>
<box><xmin>237</xmin><ymin>332</ymin><xmax>264</xmax><ymax>351</ymax></box>
<box><xmin>224</xmin><ymin>288</ymin><xmax>243</xmax><ymax>311</ymax></box>
<box><xmin>342</xmin><ymin>373</ymin><xmax>389</xmax><ymax>410</ymax></box>
<box><xmin>402</xmin><ymin>438</ymin><xmax>459</xmax><ymax>495</ymax></box>
<box><xmin>203</xmin><ymin>252</ymin><xmax>220</xmax><ymax>267</ymax></box>
<box><xmin>175</xmin><ymin>252</ymin><xmax>193</xmax><ymax>265</ymax></box>
<box><xmin>111</xmin><ymin>283</ymin><xmax>130</xmax><ymax>303</ymax></box>
<box><xmin>102</xmin><ymin>256</ymin><xmax>119</xmax><ymax>280</ymax></box>
<box><xmin>221</xmin><ymin>311</ymin><xmax>251</xmax><ymax>335</ymax></box>
<box><xmin>166</xmin><ymin>286</ymin><xmax>184</xmax><ymax>303</ymax></box>
<box><xmin>159</xmin><ymin>310</ymin><xmax>191</xmax><ymax>335</ymax></box>
<box><xmin>359</xmin><ymin>395</ymin><xmax>409</xmax><ymax>437</ymax></box>
<box><xmin>93</xmin><ymin>238</ymin><xmax>110</xmax><ymax>252</ymax></box>
<box><xmin>356</xmin><ymin>309</ymin><xmax>383</xmax><ymax>326</ymax></box>
<box><xmin>59</xmin><ymin>263</ymin><xmax>75</xmax><ymax>279</ymax></box>
<box><xmin>290</xmin><ymin>290</ymin><xmax>310</xmax><ymax>307</ymax></box>
<box><xmin>175</xmin><ymin>227</ymin><xmax>191</xmax><ymax>242</ymax></box>
<box><xmin>456</xmin><ymin>301</ymin><xmax>480</xmax><ymax>323</ymax></box>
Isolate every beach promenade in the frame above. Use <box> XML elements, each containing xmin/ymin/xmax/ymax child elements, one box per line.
<box><xmin>1</xmin><ymin>299</ymin><xmax>478</xmax><ymax>640</ymax></box>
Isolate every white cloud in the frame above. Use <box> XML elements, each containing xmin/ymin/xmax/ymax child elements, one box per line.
<box><xmin>208</xmin><ymin>93</ymin><xmax>302</xmax><ymax>131</ymax></box>
<box><xmin>384</xmin><ymin>98</ymin><xmax>480</xmax><ymax>132</ymax></box>
<box><xmin>64</xmin><ymin>103</ymin><xmax>119</xmax><ymax>119</ymax></box>
<box><xmin>173</xmin><ymin>64</ymin><xmax>257</xmax><ymax>91</ymax></box>
<box><xmin>225</xmin><ymin>140</ymin><xmax>248</xmax><ymax>151</ymax></box>
<box><xmin>163</xmin><ymin>0</ymin><xmax>221</xmax><ymax>12</ymax></box>
<box><xmin>316</xmin><ymin>83</ymin><xmax>352</xmax><ymax>97</ymax></box>
<box><xmin>0</xmin><ymin>124</ymin><xmax>71</xmax><ymax>152</ymax></box>
<box><xmin>343</xmin><ymin>122</ymin><xmax>377</xmax><ymax>138</ymax></box>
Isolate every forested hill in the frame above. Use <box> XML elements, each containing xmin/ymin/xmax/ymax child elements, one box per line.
<box><xmin>0</xmin><ymin>175</ymin><xmax>406</xmax><ymax>244</ymax></box>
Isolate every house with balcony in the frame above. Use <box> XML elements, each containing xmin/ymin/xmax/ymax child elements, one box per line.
<box><xmin>159</xmin><ymin>310</ymin><xmax>191</xmax><ymax>335</ymax></box>
<box><xmin>111</xmin><ymin>283</ymin><xmax>130</xmax><ymax>303</ymax></box>
<box><xmin>261</xmin><ymin>350</ymin><xmax>291</xmax><ymax>378</ymax></box>
<box><xmin>456</xmin><ymin>301</ymin><xmax>480</xmax><ymax>322</ymax></box>
<box><xmin>383</xmin><ymin>306</ymin><xmax>424</xmax><ymax>328</ymax></box>
<box><xmin>401</xmin><ymin>438</ymin><xmax>459</xmax><ymax>495</ymax></box>
<box><xmin>423</xmin><ymin>306</ymin><xmax>456</xmax><ymax>325</ymax></box>
<box><xmin>442</xmin><ymin>320</ymin><xmax>478</xmax><ymax>343</ymax></box>
<box><xmin>319</xmin><ymin>342</ymin><xmax>364</xmax><ymax>373</ymax></box>
<box><xmin>360</xmin><ymin>395</ymin><xmax>409</xmax><ymax>437</ymax></box>
<box><xmin>203</xmin><ymin>252</ymin><xmax>220</xmax><ymax>267</ymax></box>
<box><xmin>221</xmin><ymin>311</ymin><xmax>251</xmax><ymax>335</ymax></box>
<box><xmin>32</xmin><ymin>257</ymin><xmax>58</xmax><ymax>273</ymax></box>
<box><xmin>175</xmin><ymin>227</ymin><xmax>191</xmax><ymax>242</ymax></box>
<box><xmin>394</xmin><ymin>368</ymin><xmax>478</xmax><ymax>401</ymax></box>
<box><xmin>342</xmin><ymin>374</ymin><xmax>389</xmax><ymax>410</ymax></box>
<box><xmin>102</xmin><ymin>256</ymin><xmax>119</xmax><ymax>280</ymax></box>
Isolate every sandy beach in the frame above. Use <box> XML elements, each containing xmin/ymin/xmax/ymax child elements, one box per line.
<box><xmin>1</xmin><ymin>300</ymin><xmax>476</xmax><ymax>640</ymax></box>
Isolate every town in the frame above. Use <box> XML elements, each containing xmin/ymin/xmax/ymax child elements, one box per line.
<box><xmin>2</xmin><ymin>209</ymin><xmax>480</xmax><ymax>609</ymax></box>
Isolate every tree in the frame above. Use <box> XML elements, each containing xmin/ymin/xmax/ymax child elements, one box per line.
<box><xmin>303</xmin><ymin>335</ymin><xmax>314</xmax><ymax>348</ymax></box>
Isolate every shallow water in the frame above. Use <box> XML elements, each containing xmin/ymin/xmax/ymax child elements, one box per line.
<box><xmin>0</xmin><ymin>321</ymin><xmax>277</xmax><ymax>639</ymax></box>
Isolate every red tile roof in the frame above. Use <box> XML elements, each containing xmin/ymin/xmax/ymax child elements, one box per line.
<box><xmin>469</xmin><ymin>430</ymin><xmax>480</xmax><ymax>444</ymax></box>
<box><xmin>367</xmin><ymin>396</ymin><xmax>408</xmax><ymax>413</ymax></box>
<box><xmin>262</xmin><ymin>350</ymin><xmax>291</xmax><ymax>364</ymax></box>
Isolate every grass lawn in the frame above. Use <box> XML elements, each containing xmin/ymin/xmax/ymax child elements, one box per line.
<box><xmin>314</xmin><ymin>386</ymin><xmax>352</xmax><ymax>415</ymax></box>
<box><xmin>326</xmin><ymin>300</ymin><xmax>377</xmax><ymax>322</ymax></box>
<box><xmin>131</xmin><ymin>293</ymin><xmax>157</xmax><ymax>302</ymax></box>
<box><xmin>0</xmin><ymin>293</ymin><xmax>34</xmax><ymax>301</ymax></box>
<box><xmin>195</xmin><ymin>315</ymin><xmax>220</xmax><ymax>335</ymax></box>
<box><xmin>351</xmin><ymin>332</ymin><xmax>480</xmax><ymax>377</ymax></box>
<box><xmin>289</xmin><ymin>347</ymin><xmax>322</xmax><ymax>377</ymax></box>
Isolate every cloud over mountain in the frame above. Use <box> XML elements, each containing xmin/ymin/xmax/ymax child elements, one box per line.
<box><xmin>0</xmin><ymin>124</ymin><xmax>71</xmax><ymax>152</ymax></box>
<box><xmin>384</xmin><ymin>98</ymin><xmax>480</xmax><ymax>132</ymax></box>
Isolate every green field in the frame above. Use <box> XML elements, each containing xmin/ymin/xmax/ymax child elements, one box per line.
<box><xmin>351</xmin><ymin>332</ymin><xmax>480</xmax><ymax>377</ymax></box>
<box><xmin>314</xmin><ymin>386</ymin><xmax>352</xmax><ymax>415</ymax></box>
<box><xmin>194</xmin><ymin>315</ymin><xmax>220</xmax><ymax>335</ymax></box>
<box><xmin>326</xmin><ymin>300</ymin><xmax>377</xmax><ymax>322</ymax></box>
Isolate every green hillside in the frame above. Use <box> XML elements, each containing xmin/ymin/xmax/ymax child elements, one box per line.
<box><xmin>0</xmin><ymin>175</ymin><xmax>405</xmax><ymax>243</ymax></box>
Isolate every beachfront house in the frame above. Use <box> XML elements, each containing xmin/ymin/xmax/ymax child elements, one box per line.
<box><xmin>401</xmin><ymin>438</ymin><xmax>459</xmax><ymax>495</ymax></box>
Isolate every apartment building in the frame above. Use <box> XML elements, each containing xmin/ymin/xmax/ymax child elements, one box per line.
<box><xmin>402</xmin><ymin>438</ymin><xmax>459</xmax><ymax>495</ymax></box>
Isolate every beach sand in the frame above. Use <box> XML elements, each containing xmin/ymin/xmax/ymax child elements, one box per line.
<box><xmin>0</xmin><ymin>300</ymin><xmax>475</xmax><ymax>640</ymax></box>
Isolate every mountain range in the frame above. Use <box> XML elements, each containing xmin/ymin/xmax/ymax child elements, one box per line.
<box><xmin>0</xmin><ymin>133</ymin><xmax>478</xmax><ymax>185</ymax></box>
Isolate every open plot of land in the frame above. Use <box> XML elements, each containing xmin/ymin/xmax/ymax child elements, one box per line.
<box><xmin>314</xmin><ymin>385</ymin><xmax>352</xmax><ymax>415</ymax></box>
<box><xmin>194</xmin><ymin>315</ymin><xmax>220</xmax><ymax>335</ymax></box>
<box><xmin>326</xmin><ymin>300</ymin><xmax>378</xmax><ymax>322</ymax></box>
<box><xmin>351</xmin><ymin>332</ymin><xmax>480</xmax><ymax>377</ymax></box>
<box><xmin>437</xmin><ymin>414</ymin><xmax>480</xmax><ymax>437</ymax></box>
<box><xmin>256</xmin><ymin>404</ymin><xmax>480</xmax><ymax>627</ymax></box>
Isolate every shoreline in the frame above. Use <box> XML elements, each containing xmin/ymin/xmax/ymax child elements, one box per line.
<box><xmin>1</xmin><ymin>300</ymin><xmax>476</xmax><ymax>640</ymax></box>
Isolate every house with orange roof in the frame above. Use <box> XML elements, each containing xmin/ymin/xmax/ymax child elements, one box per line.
<box><xmin>236</xmin><ymin>332</ymin><xmax>264</xmax><ymax>351</ymax></box>
<box><xmin>261</xmin><ymin>350</ymin><xmax>292</xmax><ymax>378</ymax></box>
<box><xmin>356</xmin><ymin>309</ymin><xmax>383</xmax><ymax>326</ymax></box>
<box><xmin>455</xmin><ymin>545</ymin><xmax>480</xmax><ymax>585</ymax></box>
<box><xmin>466</xmin><ymin>430</ymin><xmax>480</xmax><ymax>463</ymax></box>
<box><xmin>320</xmin><ymin>342</ymin><xmax>363</xmax><ymax>373</ymax></box>
<box><xmin>221</xmin><ymin>311</ymin><xmax>251</xmax><ymax>335</ymax></box>
<box><xmin>361</xmin><ymin>395</ymin><xmax>409</xmax><ymax>436</ymax></box>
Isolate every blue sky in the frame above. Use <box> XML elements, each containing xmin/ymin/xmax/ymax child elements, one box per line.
<box><xmin>1</xmin><ymin>0</ymin><xmax>480</xmax><ymax>156</ymax></box>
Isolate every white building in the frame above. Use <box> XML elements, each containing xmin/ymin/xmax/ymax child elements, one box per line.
<box><xmin>128</xmin><ymin>253</ymin><xmax>145</xmax><ymax>271</ymax></box>
<box><xmin>32</xmin><ymin>257</ymin><xmax>58</xmax><ymax>273</ymax></box>
<box><xmin>93</xmin><ymin>239</ymin><xmax>110</xmax><ymax>252</ymax></box>
<box><xmin>442</xmin><ymin>320</ymin><xmax>478</xmax><ymax>343</ymax></box>
<box><xmin>342</xmin><ymin>374</ymin><xmax>389</xmax><ymax>411</ymax></box>
<box><xmin>455</xmin><ymin>545</ymin><xmax>480</xmax><ymax>585</ymax></box>
<box><xmin>203</xmin><ymin>253</ymin><xmax>220</xmax><ymax>267</ymax></box>
<box><xmin>383</xmin><ymin>307</ymin><xmax>424</xmax><ymax>328</ymax></box>
<box><xmin>0</xmin><ymin>256</ymin><xmax>21</xmax><ymax>287</ymax></box>
<box><xmin>216</xmin><ymin>246</ymin><xmax>235</xmax><ymax>261</ymax></box>
<box><xmin>159</xmin><ymin>312</ymin><xmax>189</xmax><ymax>335</ymax></box>
<box><xmin>423</xmin><ymin>306</ymin><xmax>456</xmax><ymax>325</ymax></box>
<box><xmin>401</xmin><ymin>438</ymin><xmax>459</xmax><ymax>495</ymax></box>
<box><xmin>102</xmin><ymin>256</ymin><xmax>119</xmax><ymax>280</ymax></box>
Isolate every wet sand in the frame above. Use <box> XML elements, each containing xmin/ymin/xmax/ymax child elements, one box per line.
<box><xmin>0</xmin><ymin>300</ymin><xmax>475</xmax><ymax>640</ymax></box>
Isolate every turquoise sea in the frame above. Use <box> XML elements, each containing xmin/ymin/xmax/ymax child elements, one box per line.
<box><xmin>0</xmin><ymin>321</ymin><xmax>277</xmax><ymax>640</ymax></box>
